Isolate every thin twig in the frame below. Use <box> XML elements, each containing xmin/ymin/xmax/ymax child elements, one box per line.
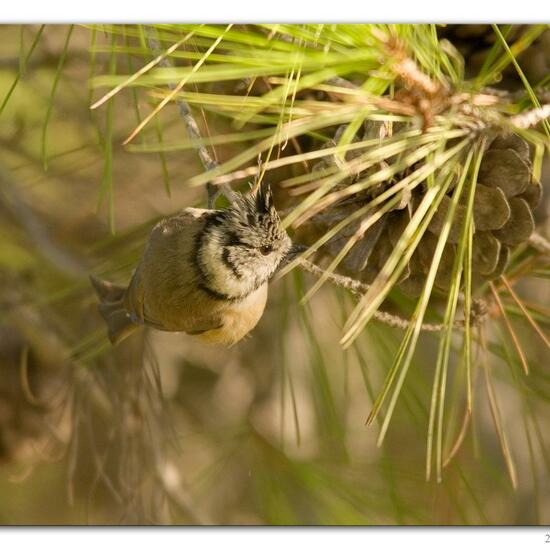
<box><xmin>529</xmin><ymin>232</ymin><xmax>550</xmax><ymax>256</ymax></box>
<box><xmin>90</xmin><ymin>35</ymin><xmax>193</xmax><ymax>111</ymax></box>
<box><xmin>298</xmin><ymin>258</ymin><xmax>485</xmax><ymax>332</ymax></box>
<box><xmin>299</xmin><ymin>258</ymin><xmax>368</xmax><ymax>295</ymax></box>
<box><xmin>0</xmin><ymin>165</ymin><xmax>87</xmax><ymax>277</ymax></box>
<box><xmin>509</xmin><ymin>104</ymin><xmax>550</xmax><ymax>130</ymax></box>
<box><xmin>482</xmin><ymin>86</ymin><xmax>550</xmax><ymax>105</ymax></box>
<box><xmin>144</xmin><ymin>27</ymin><xmax>235</xmax><ymax>206</ymax></box>
<box><xmin>126</xmin><ymin>26</ymin><xmax>231</xmax><ymax>147</ymax></box>
<box><xmin>144</xmin><ymin>30</ymin><xmax>217</xmax><ymax>171</ymax></box>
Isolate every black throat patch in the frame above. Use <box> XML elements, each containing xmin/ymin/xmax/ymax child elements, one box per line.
<box><xmin>192</xmin><ymin>212</ymin><xmax>253</xmax><ymax>302</ymax></box>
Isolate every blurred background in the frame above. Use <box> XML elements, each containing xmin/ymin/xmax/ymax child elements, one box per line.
<box><xmin>0</xmin><ymin>24</ymin><xmax>549</xmax><ymax>525</ymax></box>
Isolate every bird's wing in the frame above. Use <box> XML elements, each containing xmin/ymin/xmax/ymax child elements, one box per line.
<box><xmin>123</xmin><ymin>263</ymin><xmax>146</xmax><ymax>323</ymax></box>
<box><xmin>123</xmin><ymin>207</ymin><xmax>224</xmax><ymax>333</ymax></box>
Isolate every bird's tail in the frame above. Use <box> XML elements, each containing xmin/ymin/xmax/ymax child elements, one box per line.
<box><xmin>89</xmin><ymin>274</ymin><xmax>139</xmax><ymax>345</ymax></box>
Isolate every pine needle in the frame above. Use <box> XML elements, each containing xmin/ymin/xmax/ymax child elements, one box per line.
<box><xmin>90</xmin><ymin>32</ymin><xmax>194</xmax><ymax>110</ymax></box>
<box><xmin>0</xmin><ymin>25</ymin><xmax>45</xmax><ymax>118</ymax></box>
<box><xmin>442</xmin><ymin>406</ymin><xmax>471</xmax><ymax>469</ymax></box>
<box><xmin>482</xmin><ymin>341</ymin><xmax>518</xmax><ymax>490</ymax></box>
<box><xmin>489</xmin><ymin>283</ymin><xmax>530</xmax><ymax>376</ymax></box>
<box><xmin>492</xmin><ymin>24</ymin><xmax>550</xmax><ymax>137</ymax></box>
<box><xmin>462</xmin><ymin>138</ymin><xmax>486</xmax><ymax>413</ymax></box>
<box><xmin>96</xmin><ymin>31</ymin><xmax>117</xmax><ymax>234</ymax></box>
<box><xmin>123</xmin><ymin>25</ymin><xmax>232</xmax><ymax>145</ymax></box>
<box><xmin>501</xmin><ymin>276</ymin><xmax>550</xmax><ymax>351</ymax></box>
<box><xmin>365</xmin><ymin>170</ymin><xmax>457</xmax><ymax>433</ymax></box>
<box><xmin>41</xmin><ymin>25</ymin><xmax>74</xmax><ymax>171</ymax></box>
<box><xmin>426</xmin><ymin>148</ymin><xmax>474</xmax><ymax>482</ymax></box>
<box><xmin>300</xmin><ymin>191</ymin><xmax>405</xmax><ymax>304</ymax></box>
<box><xmin>341</xmin><ymin>138</ymin><xmax>470</xmax><ymax>347</ymax></box>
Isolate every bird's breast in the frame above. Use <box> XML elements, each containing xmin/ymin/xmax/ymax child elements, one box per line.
<box><xmin>198</xmin><ymin>283</ymin><xmax>269</xmax><ymax>345</ymax></box>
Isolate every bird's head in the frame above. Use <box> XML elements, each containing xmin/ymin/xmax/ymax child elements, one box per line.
<box><xmin>196</xmin><ymin>182</ymin><xmax>294</xmax><ymax>300</ymax></box>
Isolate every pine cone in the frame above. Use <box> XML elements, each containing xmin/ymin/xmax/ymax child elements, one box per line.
<box><xmin>399</xmin><ymin>133</ymin><xmax>539</xmax><ymax>294</ymax></box>
<box><xmin>309</xmin><ymin>125</ymin><xmax>541</xmax><ymax>298</ymax></box>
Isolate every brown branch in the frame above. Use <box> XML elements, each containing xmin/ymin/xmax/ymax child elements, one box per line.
<box><xmin>144</xmin><ymin>27</ymin><xmax>235</xmax><ymax>207</ymax></box>
<box><xmin>529</xmin><ymin>232</ymin><xmax>550</xmax><ymax>255</ymax></box>
<box><xmin>298</xmin><ymin>259</ymin><xmax>486</xmax><ymax>332</ymax></box>
<box><xmin>509</xmin><ymin>104</ymin><xmax>550</xmax><ymax>130</ymax></box>
<box><xmin>0</xmin><ymin>165</ymin><xmax>88</xmax><ymax>277</ymax></box>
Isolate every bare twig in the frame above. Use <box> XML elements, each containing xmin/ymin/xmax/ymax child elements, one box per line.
<box><xmin>298</xmin><ymin>258</ymin><xmax>486</xmax><ymax>332</ymax></box>
<box><xmin>482</xmin><ymin>87</ymin><xmax>550</xmax><ymax>104</ymax></box>
<box><xmin>298</xmin><ymin>258</ymin><xmax>369</xmax><ymax>295</ymax></box>
<box><xmin>144</xmin><ymin>27</ymin><xmax>235</xmax><ymax>208</ymax></box>
<box><xmin>529</xmin><ymin>232</ymin><xmax>550</xmax><ymax>255</ymax></box>
<box><xmin>509</xmin><ymin>104</ymin><xmax>550</xmax><ymax>130</ymax></box>
<box><xmin>0</xmin><ymin>165</ymin><xmax>88</xmax><ymax>277</ymax></box>
<box><xmin>91</xmin><ymin>35</ymin><xmax>192</xmax><ymax>111</ymax></box>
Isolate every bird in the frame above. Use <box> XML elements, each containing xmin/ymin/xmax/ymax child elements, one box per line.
<box><xmin>90</xmin><ymin>182</ymin><xmax>300</xmax><ymax>346</ymax></box>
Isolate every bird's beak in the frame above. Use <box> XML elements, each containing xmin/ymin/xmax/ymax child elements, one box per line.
<box><xmin>288</xmin><ymin>242</ymin><xmax>308</xmax><ymax>259</ymax></box>
<box><xmin>278</xmin><ymin>242</ymin><xmax>308</xmax><ymax>269</ymax></box>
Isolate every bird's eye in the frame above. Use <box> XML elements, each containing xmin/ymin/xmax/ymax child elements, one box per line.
<box><xmin>260</xmin><ymin>244</ymin><xmax>273</xmax><ymax>255</ymax></box>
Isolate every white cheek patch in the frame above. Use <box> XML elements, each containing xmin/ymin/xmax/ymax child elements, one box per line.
<box><xmin>200</xmin><ymin>230</ymin><xmax>252</xmax><ymax>297</ymax></box>
<box><xmin>242</xmin><ymin>256</ymin><xmax>273</xmax><ymax>285</ymax></box>
<box><xmin>198</xmin><ymin>225</ymin><xmax>291</xmax><ymax>299</ymax></box>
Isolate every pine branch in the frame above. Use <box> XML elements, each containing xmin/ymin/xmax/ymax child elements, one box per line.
<box><xmin>0</xmin><ymin>165</ymin><xmax>87</xmax><ymax>277</ymax></box>
<box><xmin>529</xmin><ymin>232</ymin><xmax>550</xmax><ymax>255</ymax></box>
<box><xmin>510</xmin><ymin>104</ymin><xmax>550</xmax><ymax>130</ymax></box>
<box><xmin>144</xmin><ymin>27</ymin><xmax>236</xmax><ymax>207</ymax></box>
<box><xmin>298</xmin><ymin>259</ymin><xmax>487</xmax><ymax>331</ymax></box>
<box><xmin>140</xmin><ymin>29</ymin><xmax>504</xmax><ymax>335</ymax></box>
